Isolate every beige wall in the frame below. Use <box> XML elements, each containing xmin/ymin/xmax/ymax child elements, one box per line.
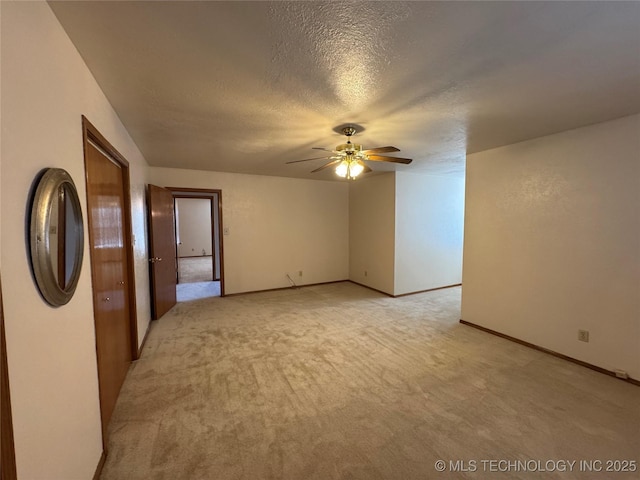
<box><xmin>349</xmin><ymin>172</ymin><xmax>464</xmax><ymax>296</ymax></box>
<box><xmin>149</xmin><ymin>168</ymin><xmax>349</xmax><ymax>294</ymax></box>
<box><xmin>349</xmin><ymin>173</ymin><xmax>396</xmax><ymax>295</ymax></box>
<box><xmin>462</xmin><ymin>114</ymin><xmax>640</xmax><ymax>380</ymax></box>
<box><xmin>395</xmin><ymin>172</ymin><xmax>465</xmax><ymax>296</ymax></box>
<box><xmin>1</xmin><ymin>2</ymin><xmax>151</xmax><ymax>478</ymax></box>
<box><xmin>176</xmin><ymin>198</ymin><xmax>213</xmax><ymax>257</ymax></box>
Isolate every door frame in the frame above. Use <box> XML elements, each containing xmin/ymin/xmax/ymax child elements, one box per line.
<box><xmin>1</xmin><ymin>275</ymin><xmax>17</xmax><ymax>480</ymax></box>
<box><xmin>82</xmin><ymin>117</ymin><xmax>139</xmax><ymax>447</ymax></box>
<box><xmin>82</xmin><ymin>116</ymin><xmax>139</xmax><ymax>362</ymax></box>
<box><xmin>167</xmin><ymin>187</ymin><xmax>225</xmax><ymax>297</ymax></box>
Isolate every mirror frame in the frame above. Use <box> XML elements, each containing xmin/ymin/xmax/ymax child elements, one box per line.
<box><xmin>30</xmin><ymin>168</ymin><xmax>84</xmax><ymax>306</ymax></box>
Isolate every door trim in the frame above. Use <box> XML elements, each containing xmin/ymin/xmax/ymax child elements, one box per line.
<box><xmin>1</xmin><ymin>275</ymin><xmax>17</xmax><ymax>480</ymax></box>
<box><xmin>166</xmin><ymin>187</ymin><xmax>225</xmax><ymax>297</ymax></box>
<box><xmin>82</xmin><ymin>117</ymin><xmax>139</xmax><ymax>361</ymax></box>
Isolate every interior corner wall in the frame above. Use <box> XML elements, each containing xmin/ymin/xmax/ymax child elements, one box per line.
<box><xmin>348</xmin><ymin>173</ymin><xmax>396</xmax><ymax>295</ymax></box>
<box><xmin>394</xmin><ymin>172</ymin><xmax>465</xmax><ymax>296</ymax></box>
<box><xmin>461</xmin><ymin>114</ymin><xmax>640</xmax><ymax>380</ymax></box>
<box><xmin>1</xmin><ymin>2</ymin><xmax>151</xmax><ymax>478</ymax></box>
<box><xmin>149</xmin><ymin>168</ymin><xmax>349</xmax><ymax>294</ymax></box>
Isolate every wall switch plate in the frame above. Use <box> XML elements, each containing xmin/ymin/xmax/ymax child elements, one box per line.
<box><xmin>223</xmin><ymin>227</ymin><xmax>229</xmax><ymax>235</ymax></box>
<box><xmin>578</xmin><ymin>330</ymin><xmax>589</xmax><ymax>343</ymax></box>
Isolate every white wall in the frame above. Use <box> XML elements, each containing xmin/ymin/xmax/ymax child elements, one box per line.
<box><xmin>394</xmin><ymin>172</ymin><xmax>465</xmax><ymax>296</ymax></box>
<box><xmin>349</xmin><ymin>173</ymin><xmax>396</xmax><ymax>295</ymax></box>
<box><xmin>176</xmin><ymin>198</ymin><xmax>212</xmax><ymax>257</ymax></box>
<box><xmin>149</xmin><ymin>168</ymin><xmax>349</xmax><ymax>294</ymax></box>
<box><xmin>1</xmin><ymin>2</ymin><xmax>151</xmax><ymax>478</ymax></box>
<box><xmin>461</xmin><ymin>114</ymin><xmax>640</xmax><ymax>380</ymax></box>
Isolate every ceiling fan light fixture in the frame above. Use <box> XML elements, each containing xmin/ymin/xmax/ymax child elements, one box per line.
<box><xmin>335</xmin><ymin>159</ymin><xmax>350</xmax><ymax>178</ymax></box>
<box><xmin>349</xmin><ymin>160</ymin><xmax>364</xmax><ymax>178</ymax></box>
<box><xmin>335</xmin><ymin>157</ymin><xmax>364</xmax><ymax>180</ymax></box>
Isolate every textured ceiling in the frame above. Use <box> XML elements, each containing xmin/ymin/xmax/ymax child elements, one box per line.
<box><xmin>50</xmin><ymin>1</ymin><xmax>640</xmax><ymax>181</ymax></box>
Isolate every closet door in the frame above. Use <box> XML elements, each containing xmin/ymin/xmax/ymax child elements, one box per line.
<box><xmin>85</xmin><ymin>141</ymin><xmax>133</xmax><ymax>442</ymax></box>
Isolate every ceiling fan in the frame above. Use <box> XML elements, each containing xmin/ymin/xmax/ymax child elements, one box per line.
<box><xmin>287</xmin><ymin>126</ymin><xmax>412</xmax><ymax>180</ymax></box>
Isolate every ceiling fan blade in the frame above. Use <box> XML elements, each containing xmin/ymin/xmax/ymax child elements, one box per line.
<box><xmin>286</xmin><ymin>156</ymin><xmax>329</xmax><ymax>164</ymax></box>
<box><xmin>311</xmin><ymin>159</ymin><xmax>341</xmax><ymax>173</ymax></box>
<box><xmin>366</xmin><ymin>155</ymin><xmax>413</xmax><ymax>164</ymax></box>
<box><xmin>312</xmin><ymin>147</ymin><xmax>333</xmax><ymax>152</ymax></box>
<box><xmin>362</xmin><ymin>146</ymin><xmax>400</xmax><ymax>154</ymax></box>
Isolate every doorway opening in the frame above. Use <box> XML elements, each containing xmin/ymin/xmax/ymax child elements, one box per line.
<box><xmin>168</xmin><ymin>188</ymin><xmax>224</xmax><ymax>302</ymax></box>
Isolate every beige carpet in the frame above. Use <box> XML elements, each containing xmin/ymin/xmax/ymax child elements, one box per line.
<box><xmin>102</xmin><ymin>283</ymin><xmax>639</xmax><ymax>480</ymax></box>
<box><xmin>178</xmin><ymin>256</ymin><xmax>214</xmax><ymax>283</ymax></box>
<box><xmin>177</xmin><ymin>281</ymin><xmax>221</xmax><ymax>302</ymax></box>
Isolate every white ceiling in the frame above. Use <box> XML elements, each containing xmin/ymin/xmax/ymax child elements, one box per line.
<box><xmin>49</xmin><ymin>1</ymin><xmax>640</xmax><ymax>181</ymax></box>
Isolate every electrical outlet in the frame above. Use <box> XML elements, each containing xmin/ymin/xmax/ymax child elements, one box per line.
<box><xmin>578</xmin><ymin>330</ymin><xmax>589</xmax><ymax>343</ymax></box>
<box><xmin>298</xmin><ymin>270</ymin><xmax>303</xmax><ymax>277</ymax></box>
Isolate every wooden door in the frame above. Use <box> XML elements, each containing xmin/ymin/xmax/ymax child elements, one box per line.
<box><xmin>85</xmin><ymin>142</ymin><xmax>133</xmax><ymax>440</ymax></box>
<box><xmin>147</xmin><ymin>185</ymin><xmax>177</xmax><ymax>319</ymax></box>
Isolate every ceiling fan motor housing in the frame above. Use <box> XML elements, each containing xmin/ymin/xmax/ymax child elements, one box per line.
<box><xmin>336</xmin><ymin>143</ymin><xmax>362</xmax><ymax>155</ymax></box>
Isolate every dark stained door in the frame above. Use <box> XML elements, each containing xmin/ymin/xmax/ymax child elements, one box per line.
<box><xmin>85</xmin><ymin>143</ymin><xmax>133</xmax><ymax>441</ymax></box>
<box><xmin>148</xmin><ymin>185</ymin><xmax>177</xmax><ymax>319</ymax></box>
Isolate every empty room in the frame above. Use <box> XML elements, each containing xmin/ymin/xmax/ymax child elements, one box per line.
<box><xmin>1</xmin><ymin>2</ymin><xmax>638</xmax><ymax>480</ymax></box>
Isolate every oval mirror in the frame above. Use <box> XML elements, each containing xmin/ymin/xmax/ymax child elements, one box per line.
<box><xmin>30</xmin><ymin>168</ymin><xmax>84</xmax><ymax>306</ymax></box>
